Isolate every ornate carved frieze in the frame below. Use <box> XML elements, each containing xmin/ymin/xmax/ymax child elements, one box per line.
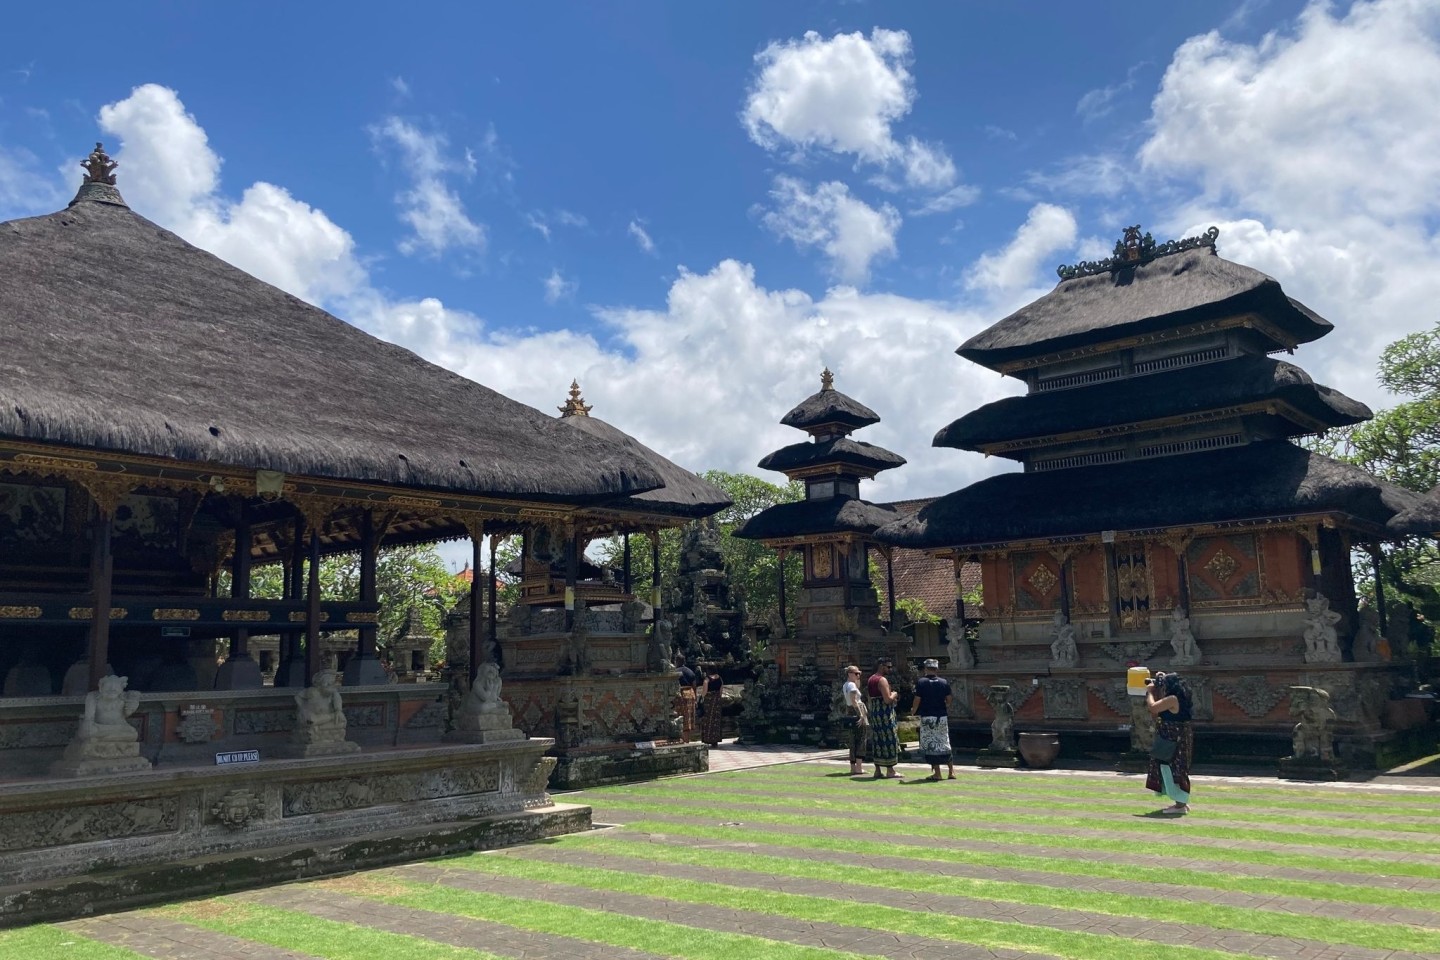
<box><xmin>1088</xmin><ymin>680</ymin><xmax>1131</xmax><ymax>718</ymax></box>
<box><xmin>1041</xmin><ymin>678</ymin><xmax>1088</xmax><ymax>720</ymax></box>
<box><xmin>343</xmin><ymin>704</ymin><xmax>386</xmax><ymax>728</ymax></box>
<box><xmin>233</xmin><ymin>708</ymin><xmax>295</xmax><ymax>735</ymax></box>
<box><xmin>178</xmin><ymin>705</ymin><xmax>220</xmax><ymax>744</ymax></box>
<box><xmin>404</xmin><ymin>702</ymin><xmax>447</xmax><ymax>729</ymax></box>
<box><xmin>996</xmin><ymin>679</ymin><xmax>1040</xmax><ymax>712</ymax></box>
<box><xmin>282</xmin><ymin>763</ymin><xmax>500</xmax><ymax>816</ymax></box>
<box><xmin>0</xmin><ymin>720</ymin><xmax>76</xmax><ymax>749</ymax></box>
<box><xmin>947</xmin><ymin>678</ymin><xmax>974</xmax><ymax>719</ymax></box>
<box><xmin>1216</xmin><ymin>675</ymin><xmax>1287</xmax><ymax>719</ymax></box>
<box><xmin>208</xmin><ymin>789</ymin><xmax>265</xmax><ymax>830</ymax></box>
<box><xmin>0</xmin><ymin>797</ymin><xmax>178</xmax><ymax>852</ymax></box>
<box><xmin>1096</xmin><ymin>639</ymin><xmax>1165</xmax><ymax>665</ymax></box>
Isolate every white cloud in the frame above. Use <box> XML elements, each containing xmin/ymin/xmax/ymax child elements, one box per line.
<box><xmin>966</xmin><ymin>203</ymin><xmax>1077</xmax><ymax>297</ymax></box>
<box><xmin>1075</xmin><ymin>62</ymin><xmax>1147</xmax><ymax>123</ymax></box>
<box><xmin>761</xmin><ymin>176</ymin><xmax>901</xmax><ymax>284</ymax></box>
<box><xmin>543</xmin><ymin>267</ymin><xmax>578</xmax><ymax>304</ymax></box>
<box><xmin>627</xmin><ymin>219</ymin><xmax>656</xmax><ymax>254</ymax></box>
<box><xmin>370</xmin><ymin>116</ymin><xmax>484</xmax><ymax>256</ymax></box>
<box><xmin>390</xmin><ymin>76</ymin><xmax>411</xmax><ymax>97</ymax></box>
<box><xmin>526</xmin><ymin>208</ymin><xmax>587</xmax><ymax>241</ymax></box>
<box><xmin>909</xmin><ymin>184</ymin><xmax>981</xmax><ymax>216</ymax></box>
<box><xmin>0</xmin><ymin>145</ymin><xmax>67</xmax><ymax>217</ymax></box>
<box><xmin>742</xmin><ymin>28</ymin><xmax>956</xmax><ymax>190</ymax></box>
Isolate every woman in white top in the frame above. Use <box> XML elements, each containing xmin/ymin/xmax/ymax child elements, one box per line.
<box><xmin>842</xmin><ymin>665</ymin><xmax>868</xmax><ymax>775</ymax></box>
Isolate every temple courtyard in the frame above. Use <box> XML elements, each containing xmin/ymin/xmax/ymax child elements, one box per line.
<box><xmin>3</xmin><ymin>745</ymin><xmax>1438</xmax><ymax>960</ymax></box>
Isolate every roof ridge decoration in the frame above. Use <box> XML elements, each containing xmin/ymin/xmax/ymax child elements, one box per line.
<box><xmin>558</xmin><ymin>379</ymin><xmax>593</xmax><ymax>418</ymax></box>
<box><xmin>820</xmin><ymin>367</ymin><xmax>834</xmax><ymax>391</ymax></box>
<box><xmin>1056</xmin><ymin>224</ymin><xmax>1220</xmax><ymax>281</ymax></box>
<box><xmin>81</xmin><ymin>142</ymin><xmax>118</xmax><ymax>186</ymax></box>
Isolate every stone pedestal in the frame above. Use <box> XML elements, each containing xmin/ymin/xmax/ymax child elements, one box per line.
<box><xmin>212</xmin><ymin>655</ymin><xmax>263</xmax><ymax>691</ymax></box>
<box><xmin>444</xmin><ymin>711</ymin><xmax>526</xmax><ymax>745</ymax></box>
<box><xmin>975</xmin><ymin>748</ymin><xmax>1020</xmax><ymax>768</ymax></box>
<box><xmin>50</xmin><ymin>740</ymin><xmax>153</xmax><ymax>778</ymax></box>
<box><xmin>342</xmin><ymin>654</ymin><xmax>390</xmax><ymax>687</ymax></box>
<box><xmin>1278</xmin><ymin>756</ymin><xmax>1346</xmax><ymax>781</ymax></box>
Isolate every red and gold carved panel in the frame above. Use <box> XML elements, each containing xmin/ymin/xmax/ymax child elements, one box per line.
<box><xmin>1187</xmin><ymin>534</ymin><xmax>1260</xmax><ymax>602</ymax></box>
<box><xmin>1011</xmin><ymin>551</ymin><xmax>1061</xmax><ymax>612</ymax></box>
<box><xmin>1069</xmin><ymin>547</ymin><xmax>1108</xmax><ymax>617</ymax></box>
<box><xmin>1149</xmin><ymin>542</ymin><xmax>1180</xmax><ymax>611</ymax></box>
<box><xmin>980</xmin><ymin>555</ymin><xmax>1012</xmax><ymax>617</ymax></box>
<box><xmin>1260</xmin><ymin>531</ymin><xmax>1306</xmax><ymax>604</ymax></box>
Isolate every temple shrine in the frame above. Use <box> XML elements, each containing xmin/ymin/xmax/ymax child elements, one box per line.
<box><xmin>0</xmin><ymin>145</ymin><xmax>709</xmax><ymax>920</ymax></box>
<box><xmin>877</xmin><ymin>226</ymin><xmax>1429</xmax><ymax>767</ymax></box>
<box><xmin>735</xmin><ymin>369</ymin><xmax>913</xmax><ymax>743</ymax></box>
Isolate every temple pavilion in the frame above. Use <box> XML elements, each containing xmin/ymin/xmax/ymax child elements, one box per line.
<box><xmin>876</xmin><ymin>226</ymin><xmax>1429</xmax><ymax>767</ymax></box>
<box><xmin>734</xmin><ymin>369</ymin><xmax>913</xmax><ymax>743</ymax></box>
<box><xmin>0</xmin><ymin>144</ymin><xmax>712</xmax><ymax>920</ymax></box>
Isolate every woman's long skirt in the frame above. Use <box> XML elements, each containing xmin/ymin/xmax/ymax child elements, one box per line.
<box><xmin>1144</xmin><ymin>720</ymin><xmax>1193</xmax><ymax>803</ymax></box>
<box><xmin>675</xmin><ymin>688</ymin><xmax>697</xmax><ymax>742</ymax></box>
<box><xmin>699</xmin><ymin>689</ymin><xmax>724</xmax><ymax>746</ymax></box>
<box><xmin>868</xmin><ymin>698</ymin><xmax>899</xmax><ymax>769</ymax></box>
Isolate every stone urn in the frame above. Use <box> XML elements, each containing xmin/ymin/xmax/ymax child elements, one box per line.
<box><xmin>1018</xmin><ymin>731</ymin><xmax>1061</xmax><ymax>769</ymax></box>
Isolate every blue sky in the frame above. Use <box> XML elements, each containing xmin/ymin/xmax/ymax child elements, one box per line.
<box><xmin>4</xmin><ymin>1</ymin><xmax>1440</xmax><ymax>568</ymax></box>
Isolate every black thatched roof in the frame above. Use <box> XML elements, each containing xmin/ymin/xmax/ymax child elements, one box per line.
<box><xmin>780</xmin><ymin>386</ymin><xmax>881</xmax><ymax>432</ymax></box>
<box><xmin>875</xmin><ymin>441</ymin><xmax>1425</xmax><ymax>549</ymax></box>
<box><xmin>959</xmin><ymin>247</ymin><xmax>1333</xmax><ymax>372</ymax></box>
<box><xmin>733</xmin><ymin>496</ymin><xmax>903</xmax><ymax>541</ymax></box>
<box><xmin>1388</xmin><ymin>485</ymin><xmax>1440</xmax><ymax>536</ymax></box>
<box><xmin>758</xmin><ymin>436</ymin><xmax>906</xmax><ymax>476</ymax></box>
<box><xmin>935</xmin><ymin>356</ymin><xmax>1371</xmax><ymax>454</ymax></box>
<box><xmin>0</xmin><ymin>189</ymin><xmax>665</xmax><ymax>501</ymax></box>
<box><xmin>559</xmin><ymin>412</ymin><xmax>731</xmax><ymax>518</ymax></box>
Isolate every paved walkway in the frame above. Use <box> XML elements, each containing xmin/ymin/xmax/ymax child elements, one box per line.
<box><xmin>698</xmin><ymin>739</ymin><xmax>845</xmax><ymax>774</ymax></box>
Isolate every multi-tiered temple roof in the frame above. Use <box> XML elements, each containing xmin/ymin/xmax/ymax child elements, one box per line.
<box><xmin>878</xmin><ymin>226</ymin><xmax>1425</xmax><ymax>549</ymax></box>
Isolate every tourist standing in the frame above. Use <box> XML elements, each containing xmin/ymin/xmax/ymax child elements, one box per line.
<box><xmin>842</xmin><ymin>665</ymin><xmax>869</xmax><ymax>775</ymax></box>
<box><xmin>673</xmin><ymin>654</ymin><xmax>699</xmax><ymax>742</ymax></box>
<box><xmin>699</xmin><ymin>663</ymin><xmax>725</xmax><ymax>747</ymax></box>
<box><xmin>867</xmin><ymin>658</ymin><xmax>900</xmax><ymax>779</ymax></box>
<box><xmin>1145</xmin><ymin>671</ymin><xmax>1194</xmax><ymax>815</ymax></box>
<box><xmin>911</xmin><ymin>659</ymin><xmax>954</xmax><ymax>780</ymax></box>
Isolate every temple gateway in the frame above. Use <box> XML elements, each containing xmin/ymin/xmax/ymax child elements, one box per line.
<box><xmin>877</xmin><ymin>226</ymin><xmax>1431</xmax><ymax>768</ymax></box>
<box><xmin>0</xmin><ymin>145</ymin><xmax>721</xmax><ymax>921</ymax></box>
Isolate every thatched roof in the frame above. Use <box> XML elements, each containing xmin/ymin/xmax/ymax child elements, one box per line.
<box><xmin>780</xmin><ymin>382</ymin><xmax>881</xmax><ymax>432</ymax></box>
<box><xmin>959</xmin><ymin>247</ymin><xmax>1333</xmax><ymax>372</ymax></box>
<box><xmin>1388</xmin><ymin>485</ymin><xmax>1440</xmax><ymax>536</ymax></box>
<box><xmin>0</xmin><ymin>186</ymin><xmax>664</xmax><ymax>501</ymax></box>
<box><xmin>733</xmin><ymin>496</ymin><xmax>903</xmax><ymax>541</ymax></box>
<box><xmin>559</xmin><ymin>410</ymin><xmax>730</xmax><ymax>518</ymax></box>
<box><xmin>758</xmin><ymin>436</ymin><xmax>906</xmax><ymax>477</ymax></box>
<box><xmin>935</xmin><ymin>356</ymin><xmax>1370</xmax><ymax>454</ymax></box>
<box><xmin>875</xmin><ymin>441</ymin><xmax>1425</xmax><ymax>549</ymax></box>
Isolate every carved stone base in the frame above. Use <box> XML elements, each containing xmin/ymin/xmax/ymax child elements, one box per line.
<box><xmin>279</xmin><ymin>739</ymin><xmax>361</xmax><ymax>759</ymax></box>
<box><xmin>1278</xmin><ymin>757</ymin><xmax>1346</xmax><ymax>781</ymax></box>
<box><xmin>974</xmin><ymin>748</ymin><xmax>1020</xmax><ymax>769</ymax></box>
<box><xmin>49</xmin><ymin>754</ymin><xmax>153</xmax><ymax>778</ymax></box>
<box><xmin>444</xmin><ymin>727</ymin><xmax>526</xmax><ymax>745</ymax></box>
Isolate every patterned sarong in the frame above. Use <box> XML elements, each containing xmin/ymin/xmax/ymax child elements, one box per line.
<box><xmin>868</xmin><ymin>698</ymin><xmax>898</xmax><ymax>768</ymax></box>
<box><xmin>675</xmin><ymin>688</ymin><xmax>697</xmax><ymax>742</ymax></box>
<box><xmin>699</xmin><ymin>688</ymin><xmax>724</xmax><ymax>746</ymax></box>
<box><xmin>1145</xmin><ymin>719</ymin><xmax>1193</xmax><ymax>801</ymax></box>
<box><xmin>919</xmin><ymin>715</ymin><xmax>951</xmax><ymax>764</ymax></box>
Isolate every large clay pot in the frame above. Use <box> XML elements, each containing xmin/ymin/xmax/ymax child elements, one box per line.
<box><xmin>1018</xmin><ymin>731</ymin><xmax>1061</xmax><ymax>769</ymax></box>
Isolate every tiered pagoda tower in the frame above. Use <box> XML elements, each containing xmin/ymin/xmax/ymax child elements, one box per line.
<box><xmin>735</xmin><ymin>369</ymin><xmax>912</xmax><ymax>743</ymax></box>
<box><xmin>878</xmin><ymin>226</ymin><xmax>1426</xmax><ymax>767</ymax></box>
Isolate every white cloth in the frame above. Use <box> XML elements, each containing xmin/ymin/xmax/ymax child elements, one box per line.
<box><xmin>843</xmin><ymin>680</ymin><xmax>862</xmax><ymax>708</ymax></box>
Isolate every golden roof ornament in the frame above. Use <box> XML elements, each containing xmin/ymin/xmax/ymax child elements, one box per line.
<box><xmin>558</xmin><ymin>379</ymin><xmax>592</xmax><ymax>417</ymax></box>
<box><xmin>820</xmin><ymin>367</ymin><xmax>834</xmax><ymax>392</ymax></box>
<box><xmin>1056</xmin><ymin>224</ymin><xmax>1219</xmax><ymax>281</ymax></box>
<box><xmin>81</xmin><ymin>142</ymin><xmax>118</xmax><ymax>186</ymax></box>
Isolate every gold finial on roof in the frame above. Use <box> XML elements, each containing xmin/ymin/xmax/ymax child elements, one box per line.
<box><xmin>820</xmin><ymin>367</ymin><xmax>834</xmax><ymax>391</ymax></box>
<box><xmin>81</xmin><ymin>142</ymin><xmax>118</xmax><ymax>186</ymax></box>
<box><xmin>558</xmin><ymin>379</ymin><xmax>593</xmax><ymax>417</ymax></box>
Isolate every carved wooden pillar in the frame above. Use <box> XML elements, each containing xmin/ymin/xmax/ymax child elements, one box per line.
<box><xmin>356</xmin><ymin>511</ymin><xmax>378</xmax><ymax>662</ymax></box>
<box><xmin>304</xmin><ymin>525</ymin><xmax>323</xmax><ymax>684</ymax></box>
<box><xmin>1369</xmin><ymin>544</ymin><xmax>1389</xmax><ymax>635</ymax></box>
<box><xmin>622</xmin><ymin>532</ymin><xmax>632</xmax><ymax>594</ymax></box>
<box><xmin>884</xmin><ymin>544</ymin><xmax>896</xmax><ymax>628</ymax></box>
<box><xmin>650</xmin><ymin>530</ymin><xmax>662</xmax><ymax>622</ymax></box>
<box><xmin>953</xmin><ymin>555</ymin><xmax>965</xmax><ymax>622</ymax></box>
<box><xmin>86</xmin><ymin>501</ymin><xmax>115</xmax><ymax>692</ymax></box>
<box><xmin>564</xmin><ymin>528</ymin><xmax>579</xmax><ymax>633</ymax></box>
<box><xmin>231</xmin><ymin>503</ymin><xmax>252</xmax><ymax>661</ymax></box>
<box><xmin>777</xmin><ymin>548</ymin><xmax>788</xmax><ymax>629</ymax></box>
<box><xmin>489</xmin><ymin>534</ymin><xmax>501</xmax><ymax>671</ymax></box>
<box><xmin>469</xmin><ymin>521</ymin><xmax>485</xmax><ymax>683</ymax></box>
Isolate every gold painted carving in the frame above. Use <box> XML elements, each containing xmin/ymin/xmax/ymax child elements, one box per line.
<box><xmin>289</xmin><ymin>612</ymin><xmax>331</xmax><ymax>623</ymax></box>
<box><xmin>222</xmin><ymin>610</ymin><xmax>271</xmax><ymax>622</ymax></box>
<box><xmin>1027</xmin><ymin>565</ymin><xmax>1058</xmax><ymax>595</ymax></box>
<box><xmin>152</xmin><ymin>608</ymin><xmax>201</xmax><ymax>621</ymax></box>
<box><xmin>68</xmin><ymin>607</ymin><xmax>128</xmax><ymax>620</ymax></box>
<box><xmin>0</xmin><ymin>606</ymin><xmax>42</xmax><ymax>619</ymax></box>
<box><xmin>387</xmin><ymin>494</ymin><xmax>443</xmax><ymax>509</ymax></box>
<box><xmin>12</xmin><ymin>453</ymin><xmax>98</xmax><ymax>472</ymax></box>
<box><xmin>1205</xmin><ymin>550</ymin><xmax>1239</xmax><ymax>583</ymax></box>
<box><xmin>345</xmin><ymin>612</ymin><xmax>379</xmax><ymax>624</ymax></box>
<box><xmin>812</xmin><ymin>544</ymin><xmax>833</xmax><ymax>579</ymax></box>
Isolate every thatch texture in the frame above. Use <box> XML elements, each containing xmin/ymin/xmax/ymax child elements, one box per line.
<box><xmin>733</xmin><ymin>497</ymin><xmax>902</xmax><ymax>541</ymax></box>
<box><xmin>874</xmin><ymin>498</ymin><xmax>980</xmax><ymax>615</ymax></box>
<box><xmin>780</xmin><ymin>388</ymin><xmax>881</xmax><ymax>431</ymax></box>
<box><xmin>560</xmin><ymin>415</ymin><xmax>730</xmax><ymax>518</ymax></box>
<box><xmin>758</xmin><ymin>437</ymin><xmax>906</xmax><ymax>476</ymax></box>
<box><xmin>875</xmin><ymin>441</ymin><xmax>1425</xmax><ymax>549</ymax></box>
<box><xmin>959</xmin><ymin>248</ymin><xmax>1333</xmax><ymax>371</ymax></box>
<box><xmin>935</xmin><ymin>355</ymin><xmax>1371</xmax><ymax>453</ymax></box>
<box><xmin>1388</xmin><ymin>485</ymin><xmax>1440</xmax><ymax>536</ymax></box>
<box><xmin>0</xmin><ymin>194</ymin><xmax>664</xmax><ymax>500</ymax></box>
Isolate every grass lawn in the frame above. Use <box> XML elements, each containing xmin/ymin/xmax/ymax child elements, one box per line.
<box><xmin>6</xmin><ymin>760</ymin><xmax>1437</xmax><ymax>959</ymax></box>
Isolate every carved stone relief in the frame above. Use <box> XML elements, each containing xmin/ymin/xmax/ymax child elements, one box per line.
<box><xmin>946</xmin><ymin>677</ymin><xmax>974</xmax><ymax>719</ymax></box>
<box><xmin>405</xmin><ymin>702</ymin><xmax>447</xmax><ymax>729</ymax></box>
<box><xmin>209</xmin><ymin>788</ymin><xmax>266</xmax><ymax>830</ymax></box>
<box><xmin>1088</xmin><ymin>680</ymin><xmax>1131</xmax><ymax>718</ymax></box>
<box><xmin>1040</xmin><ymin>678</ymin><xmax>1088</xmax><ymax>720</ymax></box>
<box><xmin>0</xmin><ymin>720</ymin><xmax>75</xmax><ymax>749</ymax></box>
<box><xmin>1096</xmin><ymin>639</ymin><xmax>1165</xmax><ymax>665</ymax></box>
<box><xmin>0</xmin><ymin>797</ymin><xmax>179</xmax><ymax>852</ymax></box>
<box><xmin>343</xmin><ymin>704</ymin><xmax>386</xmax><ymax>728</ymax></box>
<box><xmin>233</xmin><ymin>708</ymin><xmax>294</xmax><ymax>735</ymax></box>
<box><xmin>178</xmin><ymin>706</ymin><xmax>220</xmax><ymax>744</ymax></box>
<box><xmin>1216</xmin><ymin>675</ymin><xmax>1287</xmax><ymax>719</ymax></box>
<box><xmin>282</xmin><ymin>763</ymin><xmax>501</xmax><ymax>816</ymax></box>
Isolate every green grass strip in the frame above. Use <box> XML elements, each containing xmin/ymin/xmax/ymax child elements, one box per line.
<box><xmin>554</xmin><ymin>831</ymin><xmax>1440</xmax><ymax>952</ymax></box>
<box><xmin>724</xmin><ymin>767</ymin><xmax>1440</xmax><ymax>818</ymax></box>
<box><xmin>158</xmin><ymin>899</ymin><xmax>506</xmax><ymax>960</ymax></box>
<box><xmin>442</xmin><ymin>852</ymin><xmax>1257</xmax><ymax>960</ymax></box>
<box><xmin>587</xmin><ymin>783</ymin><xmax>1440</xmax><ymax>853</ymax></box>
<box><xmin>0</xmin><ymin>926</ymin><xmax>148</xmax><ymax>960</ymax></box>
<box><xmin>331</xmin><ymin>876</ymin><xmax>871</xmax><ymax>960</ymax></box>
<box><xmin>605</xmin><ymin>778</ymin><xmax>1440</xmax><ymax>838</ymax></box>
<box><xmin>601</xmin><ymin>817</ymin><xmax>1440</xmax><ymax>913</ymax></box>
<box><xmin>590</xmin><ymin>796</ymin><xmax>1440</xmax><ymax>880</ymax></box>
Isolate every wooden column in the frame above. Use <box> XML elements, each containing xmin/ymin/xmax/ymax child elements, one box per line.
<box><xmin>1177</xmin><ymin>552</ymin><xmax>1191</xmax><ymax>612</ymax></box>
<box><xmin>231</xmin><ymin>504</ymin><xmax>252</xmax><ymax>660</ymax></box>
<box><xmin>304</xmin><ymin>526</ymin><xmax>323</xmax><ymax>684</ymax></box>
<box><xmin>953</xmin><ymin>555</ymin><xmax>965</xmax><ymax>622</ymax></box>
<box><xmin>489</xmin><ymin>534</ymin><xmax>501</xmax><ymax>670</ymax></box>
<box><xmin>1371</xmin><ymin>545</ymin><xmax>1389</xmax><ymax>635</ymax></box>
<box><xmin>650</xmin><ymin>531</ymin><xmax>662</xmax><ymax>620</ymax></box>
<box><xmin>86</xmin><ymin>503</ymin><xmax>115</xmax><ymax>692</ymax></box>
<box><xmin>356</xmin><ymin>511</ymin><xmax>378</xmax><ymax>662</ymax></box>
<box><xmin>564</xmin><ymin>531</ymin><xmax>579</xmax><ymax>632</ymax></box>
<box><xmin>469</xmin><ymin>526</ymin><xmax>484</xmax><ymax>683</ymax></box>
<box><xmin>286</xmin><ymin>517</ymin><xmax>306</xmax><ymax>661</ymax></box>
<box><xmin>622</xmin><ymin>533</ymin><xmax>632</xmax><ymax>594</ymax></box>
<box><xmin>1058</xmin><ymin>557</ymin><xmax>1072</xmax><ymax>621</ymax></box>
<box><xmin>777</xmin><ymin>548</ymin><xmax>788</xmax><ymax>629</ymax></box>
<box><xmin>884</xmin><ymin>545</ymin><xmax>896</xmax><ymax>627</ymax></box>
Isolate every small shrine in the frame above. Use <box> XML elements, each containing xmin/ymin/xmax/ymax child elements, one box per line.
<box><xmin>735</xmin><ymin>368</ymin><xmax>913</xmax><ymax>743</ymax></box>
<box><xmin>670</xmin><ymin>517</ymin><xmax>747</xmax><ymax>668</ymax></box>
<box><xmin>878</xmin><ymin>225</ymin><xmax>1429</xmax><ymax>767</ymax></box>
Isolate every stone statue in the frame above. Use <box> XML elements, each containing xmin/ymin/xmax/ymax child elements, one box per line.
<box><xmin>555</xmin><ymin>687</ymin><xmax>584</xmax><ymax>750</ymax></box>
<box><xmin>1289</xmin><ymin>685</ymin><xmax>1336</xmax><ymax>761</ymax></box>
<box><xmin>448</xmin><ymin>661</ymin><xmax>524</xmax><ymax>743</ymax></box>
<box><xmin>562</xmin><ymin>600</ymin><xmax>591</xmax><ymax>675</ymax></box>
<box><xmin>1049</xmin><ymin>611</ymin><xmax>1079</xmax><ymax>668</ymax></box>
<box><xmin>1302</xmin><ymin>593</ymin><xmax>1343</xmax><ymax>663</ymax></box>
<box><xmin>1128</xmin><ymin>694</ymin><xmax>1157</xmax><ymax>753</ymax></box>
<box><xmin>648</xmin><ymin>617</ymin><xmax>676</xmax><ymax>673</ymax></box>
<box><xmin>984</xmin><ymin>684</ymin><xmax>1016</xmax><ymax>752</ymax></box>
<box><xmin>1168</xmin><ymin>608</ymin><xmax>1202</xmax><ymax>666</ymax></box>
<box><xmin>289</xmin><ymin>670</ymin><xmax>359</xmax><ymax>756</ymax></box>
<box><xmin>52</xmin><ymin>674</ymin><xmax>153</xmax><ymax>776</ymax></box>
<box><xmin>945</xmin><ymin>618</ymin><xmax>975</xmax><ymax>669</ymax></box>
<box><xmin>1352</xmin><ymin>606</ymin><xmax>1383</xmax><ymax>662</ymax></box>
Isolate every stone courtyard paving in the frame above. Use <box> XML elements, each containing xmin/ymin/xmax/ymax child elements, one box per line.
<box><xmin>5</xmin><ymin>752</ymin><xmax>1440</xmax><ymax>960</ymax></box>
